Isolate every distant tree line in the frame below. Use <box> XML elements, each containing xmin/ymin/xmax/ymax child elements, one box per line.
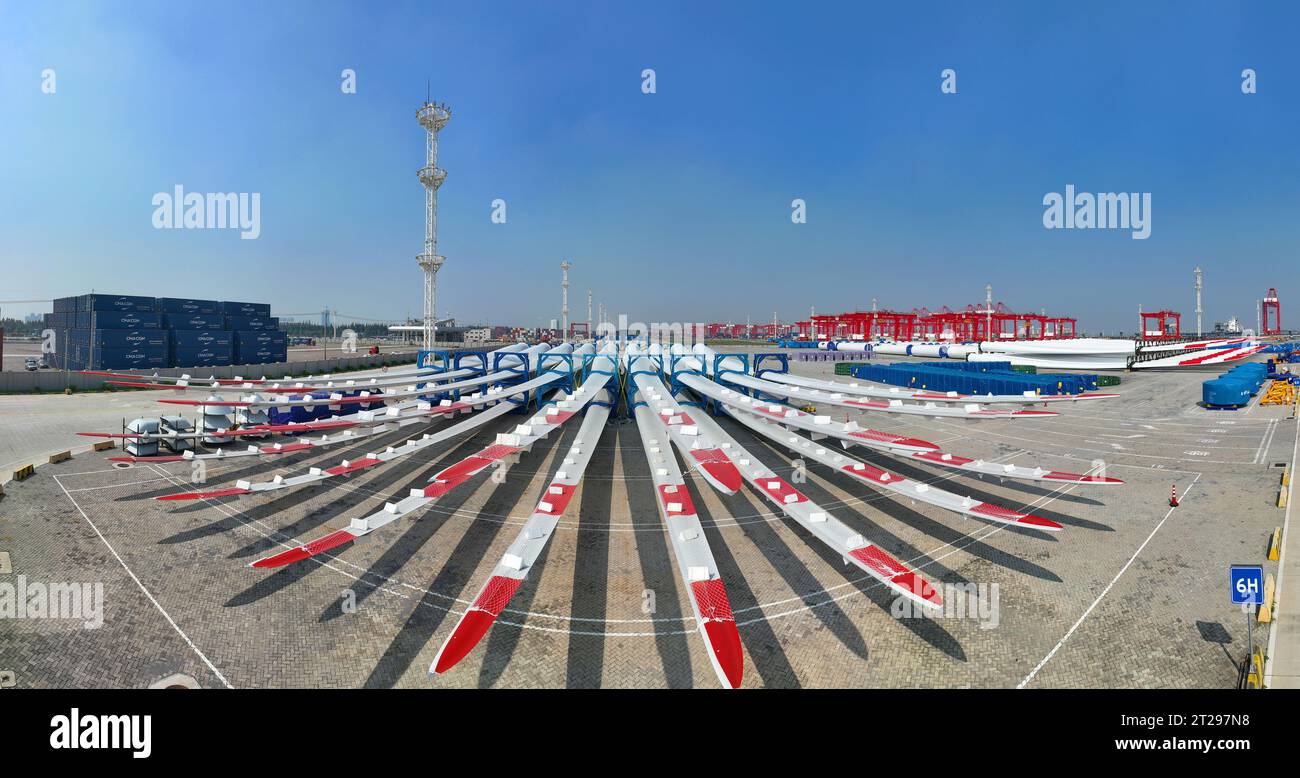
<box><xmin>0</xmin><ymin>317</ymin><xmax>41</xmax><ymax>336</ymax></box>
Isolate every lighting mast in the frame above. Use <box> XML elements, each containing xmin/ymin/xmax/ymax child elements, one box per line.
<box><xmin>560</xmin><ymin>260</ymin><xmax>571</xmax><ymax>340</ymax></box>
<box><xmin>415</xmin><ymin>97</ymin><xmax>451</xmax><ymax>350</ymax></box>
<box><xmin>1194</xmin><ymin>266</ymin><xmax>1203</xmax><ymax>336</ymax></box>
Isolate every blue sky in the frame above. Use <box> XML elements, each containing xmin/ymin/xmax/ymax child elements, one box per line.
<box><xmin>0</xmin><ymin>1</ymin><xmax>1296</xmax><ymax>332</ymax></box>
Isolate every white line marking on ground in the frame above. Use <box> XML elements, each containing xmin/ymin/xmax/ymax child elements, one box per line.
<box><xmin>1264</xmin><ymin>412</ymin><xmax>1298</xmax><ymax>687</ymax></box>
<box><xmin>1254</xmin><ymin>420</ymin><xmax>1278</xmax><ymax>465</ymax></box>
<box><xmin>1017</xmin><ymin>473</ymin><xmax>1202</xmax><ymax>689</ymax></box>
<box><xmin>64</xmin><ymin>476</ymin><xmax>175</xmax><ymax>493</ymax></box>
<box><xmin>53</xmin><ymin>473</ymin><xmax>235</xmax><ymax>689</ymax></box>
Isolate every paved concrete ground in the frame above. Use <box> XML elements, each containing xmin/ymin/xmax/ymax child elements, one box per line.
<box><xmin>0</xmin><ymin>359</ymin><xmax>435</xmax><ymax>478</ymax></box>
<box><xmin>0</xmin><ymin>350</ymin><xmax>1293</xmax><ymax>688</ymax></box>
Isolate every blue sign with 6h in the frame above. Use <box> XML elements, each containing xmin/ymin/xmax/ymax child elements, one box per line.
<box><xmin>1230</xmin><ymin>565</ymin><xmax>1265</xmax><ymax>606</ymax></box>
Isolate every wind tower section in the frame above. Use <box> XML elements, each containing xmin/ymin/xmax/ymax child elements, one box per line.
<box><xmin>1194</xmin><ymin>266</ymin><xmax>1203</xmax><ymax>336</ymax></box>
<box><xmin>416</xmin><ymin>99</ymin><xmax>452</xmax><ymax>350</ymax></box>
<box><xmin>1262</xmin><ymin>287</ymin><xmax>1281</xmax><ymax>335</ymax></box>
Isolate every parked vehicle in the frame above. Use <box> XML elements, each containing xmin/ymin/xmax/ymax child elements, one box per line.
<box><xmin>24</xmin><ymin>356</ymin><xmax>39</xmax><ymax>371</ymax></box>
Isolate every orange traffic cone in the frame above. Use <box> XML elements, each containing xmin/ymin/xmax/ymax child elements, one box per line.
<box><xmin>1169</xmin><ymin>484</ymin><xmax>1179</xmax><ymax>507</ymax></box>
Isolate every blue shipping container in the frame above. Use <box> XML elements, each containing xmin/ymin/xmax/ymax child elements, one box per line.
<box><xmin>232</xmin><ymin>330</ymin><xmax>287</xmax><ymax>347</ymax></box>
<box><xmin>80</xmin><ymin>294</ymin><xmax>156</xmax><ymax>313</ymax></box>
<box><xmin>161</xmin><ymin>313</ymin><xmax>226</xmax><ymax>330</ymax></box>
<box><xmin>171</xmin><ymin>344</ymin><xmax>233</xmax><ymax>368</ymax></box>
<box><xmin>81</xmin><ymin>311</ymin><xmax>163</xmax><ymax>329</ymax></box>
<box><xmin>220</xmin><ymin>301</ymin><xmax>272</xmax><ymax>317</ymax></box>
<box><xmin>234</xmin><ymin>346</ymin><xmax>288</xmax><ymax>364</ymax></box>
<box><xmin>224</xmin><ymin>315</ymin><xmax>278</xmax><ymax>330</ymax></box>
<box><xmin>171</xmin><ymin>329</ymin><xmax>233</xmax><ymax>348</ymax></box>
<box><xmin>75</xmin><ymin>329</ymin><xmax>170</xmax><ymax>349</ymax></box>
<box><xmin>84</xmin><ymin>345</ymin><xmax>169</xmax><ymax>371</ymax></box>
<box><xmin>155</xmin><ymin>297</ymin><xmax>220</xmax><ymax>315</ymax></box>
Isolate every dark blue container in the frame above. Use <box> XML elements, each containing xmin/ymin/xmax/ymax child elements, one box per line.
<box><xmin>85</xmin><ymin>344</ymin><xmax>169</xmax><ymax>371</ymax></box>
<box><xmin>162</xmin><ymin>313</ymin><xmax>226</xmax><ymax>330</ymax></box>
<box><xmin>83</xmin><ymin>329</ymin><xmax>170</xmax><ymax>349</ymax></box>
<box><xmin>225</xmin><ymin>315</ymin><xmax>278</xmax><ymax>330</ymax></box>
<box><xmin>80</xmin><ymin>294</ymin><xmax>156</xmax><ymax>313</ymax></box>
<box><xmin>171</xmin><ymin>343</ymin><xmax>233</xmax><ymax>368</ymax></box>
<box><xmin>232</xmin><ymin>330</ymin><xmax>287</xmax><ymax>347</ymax></box>
<box><xmin>85</xmin><ymin>311</ymin><xmax>163</xmax><ymax>329</ymax></box>
<box><xmin>235</xmin><ymin>346</ymin><xmax>288</xmax><ymax>364</ymax></box>
<box><xmin>220</xmin><ymin>301</ymin><xmax>272</xmax><ymax>317</ymax></box>
<box><xmin>155</xmin><ymin>297</ymin><xmax>220</xmax><ymax>315</ymax></box>
<box><xmin>170</xmin><ymin>329</ymin><xmax>233</xmax><ymax>348</ymax></box>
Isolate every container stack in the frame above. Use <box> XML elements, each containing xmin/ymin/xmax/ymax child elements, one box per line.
<box><xmin>222</xmin><ymin>301</ymin><xmax>286</xmax><ymax>365</ymax></box>
<box><xmin>159</xmin><ymin>298</ymin><xmax>232</xmax><ymax>368</ymax></box>
<box><xmin>45</xmin><ymin>294</ymin><xmax>286</xmax><ymax>370</ymax></box>
<box><xmin>848</xmin><ymin>360</ymin><xmax>1102</xmax><ymax>395</ymax></box>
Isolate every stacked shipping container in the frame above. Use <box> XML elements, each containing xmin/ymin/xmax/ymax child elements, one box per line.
<box><xmin>45</xmin><ymin>294</ymin><xmax>286</xmax><ymax>370</ymax></box>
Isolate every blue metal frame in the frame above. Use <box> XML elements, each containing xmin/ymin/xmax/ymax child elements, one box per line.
<box><xmin>752</xmin><ymin>352</ymin><xmax>789</xmax><ymax>378</ymax></box>
<box><xmin>625</xmin><ymin>352</ymin><xmax>666</xmax><ymax>412</ymax></box>
<box><xmin>416</xmin><ymin>349</ymin><xmax>452</xmax><ymax>372</ymax></box>
<box><xmin>415</xmin><ymin>348</ymin><xmax>455</xmax><ymax>402</ymax></box>
<box><xmin>501</xmin><ymin>351</ymin><xmax>578</xmax><ymax>413</ymax></box>
<box><xmin>454</xmin><ymin>349</ymin><xmax>489</xmax><ymax>372</ymax></box>
<box><xmin>577</xmin><ymin>353</ymin><xmax>621</xmax><ymax>412</ymax></box>
<box><xmin>707</xmin><ymin>351</ymin><xmax>791</xmax><ymax>411</ymax></box>
<box><xmin>666</xmin><ymin>352</ymin><xmax>708</xmax><ymax>410</ymax></box>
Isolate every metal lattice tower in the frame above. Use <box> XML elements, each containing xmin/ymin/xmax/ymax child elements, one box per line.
<box><xmin>587</xmin><ymin>289</ymin><xmax>593</xmax><ymax>336</ymax></box>
<box><xmin>560</xmin><ymin>261</ymin><xmax>571</xmax><ymax>339</ymax></box>
<box><xmin>1194</xmin><ymin>266</ymin><xmax>1203</xmax><ymax>336</ymax></box>
<box><xmin>416</xmin><ymin>99</ymin><xmax>451</xmax><ymax>349</ymax></box>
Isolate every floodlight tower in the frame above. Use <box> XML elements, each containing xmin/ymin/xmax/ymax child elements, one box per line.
<box><xmin>1194</xmin><ymin>266</ymin><xmax>1203</xmax><ymax>336</ymax></box>
<box><xmin>587</xmin><ymin>289</ymin><xmax>593</xmax><ymax>336</ymax></box>
<box><xmin>560</xmin><ymin>261</ymin><xmax>571</xmax><ymax>340</ymax></box>
<box><xmin>983</xmin><ymin>285</ymin><xmax>993</xmax><ymax>341</ymax></box>
<box><xmin>416</xmin><ymin>98</ymin><xmax>451</xmax><ymax>349</ymax></box>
